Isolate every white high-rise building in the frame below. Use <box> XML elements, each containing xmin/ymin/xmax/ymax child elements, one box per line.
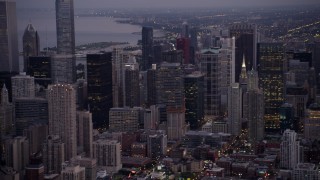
<box><xmin>112</xmin><ymin>48</ymin><xmax>124</xmax><ymax>107</ymax></box>
<box><xmin>93</xmin><ymin>139</ymin><xmax>122</xmax><ymax>173</ymax></box>
<box><xmin>48</xmin><ymin>84</ymin><xmax>77</xmax><ymax>161</ymax></box>
<box><xmin>280</xmin><ymin>129</ymin><xmax>301</xmax><ymax>169</ymax></box>
<box><xmin>227</xmin><ymin>83</ymin><xmax>242</xmax><ymax>136</ymax></box>
<box><xmin>200</xmin><ymin>48</ymin><xmax>221</xmax><ymax>117</ymax></box>
<box><xmin>11</xmin><ymin>73</ymin><xmax>35</xmax><ymax>101</ymax></box>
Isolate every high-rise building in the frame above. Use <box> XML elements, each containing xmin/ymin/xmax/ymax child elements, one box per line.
<box><xmin>124</xmin><ymin>67</ymin><xmax>140</xmax><ymax>107</ymax></box>
<box><xmin>162</xmin><ymin>50</ymin><xmax>183</xmax><ymax>64</ymax></box>
<box><xmin>280</xmin><ymin>129</ymin><xmax>301</xmax><ymax>169</ymax></box>
<box><xmin>147</xmin><ymin>132</ymin><xmax>167</xmax><ymax>160</ymax></box>
<box><xmin>25</xmin><ymin>163</ymin><xmax>45</xmax><ymax>180</ymax></box>
<box><xmin>112</xmin><ymin>48</ymin><xmax>124</xmax><ymax>108</ymax></box>
<box><xmin>4</xmin><ymin>136</ymin><xmax>29</xmax><ymax>173</ymax></box>
<box><xmin>15</xmin><ymin>97</ymin><xmax>48</xmax><ymax>136</ymax></box>
<box><xmin>11</xmin><ymin>73</ymin><xmax>35</xmax><ymax>101</ymax></box>
<box><xmin>142</xmin><ymin>26</ymin><xmax>153</xmax><ymax>70</ymax></box>
<box><xmin>156</xmin><ymin>62</ymin><xmax>185</xmax><ymax>110</ymax></box>
<box><xmin>147</xmin><ymin>67</ymin><xmax>157</xmax><ymax>107</ymax></box>
<box><xmin>42</xmin><ymin>135</ymin><xmax>65</xmax><ymax>174</ymax></box>
<box><xmin>227</xmin><ymin>83</ymin><xmax>242</xmax><ymax>136</ymax></box>
<box><xmin>229</xmin><ymin>24</ymin><xmax>257</xmax><ymax>83</ymax></box>
<box><xmin>26</xmin><ymin>56</ymin><xmax>52</xmax><ymax>87</ymax></box>
<box><xmin>109</xmin><ymin>107</ymin><xmax>140</xmax><ymax>132</ymax></box>
<box><xmin>87</xmin><ymin>53</ymin><xmax>113</xmax><ymax>129</ymax></box>
<box><xmin>51</xmin><ymin>54</ymin><xmax>76</xmax><ymax>84</ymax></box>
<box><xmin>167</xmin><ymin>110</ymin><xmax>187</xmax><ymax>141</ymax></box>
<box><xmin>76</xmin><ymin>111</ymin><xmax>93</xmax><ymax>158</ymax></box>
<box><xmin>72</xmin><ymin>157</ymin><xmax>97</xmax><ymax>180</ymax></box>
<box><xmin>258</xmin><ymin>43</ymin><xmax>285</xmax><ymax>132</ymax></box>
<box><xmin>61</xmin><ymin>164</ymin><xmax>85</xmax><ymax>180</ymax></box>
<box><xmin>292</xmin><ymin>163</ymin><xmax>320</xmax><ymax>180</ymax></box>
<box><xmin>0</xmin><ymin>84</ymin><xmax>14</xmax><ymax>136</ymax></box>
<box><xmin>23</xmin><ymin>124</ymin><xmax>48</xmax><ymax>155</ymax></box>
<box><xmin>243</xmin><ymin>69</ymin><xmax>264</xmax><ymax>142</ymax></box>
<box><xmin>184</xmin><ymin>73</ymin><xmax>204</xmax><ymax>130</ymax></box>
<box><xmin>0</xmin><ymin>0</ymin><xmax>19</xmax><ymax>72</ymax></box>
<box><xmin>304</xmin><ymin>103</ymin><xmax>320</xmax><ymax>140</ymax></box>
<box><xmin>177</xmin><ymin>37</ymin><xmax>190</xmax><ymax>64</ymax></box>
<box><xmin>48</xmin><ymin>84</ymin><xmax>77</xmax><ymax>160</ymax></box>
<box><xmin>279</xmin><ymin>103</ymin><xmax>295</xmax><ymax>133</ymax></box>
<box><xmin>200</xmin><ymin>48</ymin><xmax>221</xmax><ymax>117</ymax></box>
<box><xmin>181</xmin><ymin>21</ymin><xmax>189</xmax><ymax>38</ymax></box>
<box><xmin>55</xmin><ymin>0</ymin><xmax>75</xmax><ymax>55</ymax></box>
<box><xmin>23</xmin><ymin>23</ymin><xmax>40</xmax><ymax>72</ymax></box>
<box><xmin>93</xmin><ymin>139</ymin><xmax>122</xmax><ymax>173</ymax></box>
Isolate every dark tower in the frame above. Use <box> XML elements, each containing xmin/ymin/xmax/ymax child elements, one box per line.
<box><xmin>142</xmin><ymin>27</ymin><xmax>153</xmax><ymax>71</ymax></box>
<box><xmin>23</xmin><ymin>24</ymin><xmax>40</xmax><ymax>72</ymax></box>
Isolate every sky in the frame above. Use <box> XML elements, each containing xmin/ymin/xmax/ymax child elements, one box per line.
<box><xmin>16</xmin><ymin>0</ymin><xmax>320</xmax><ymax>9</ymax></box>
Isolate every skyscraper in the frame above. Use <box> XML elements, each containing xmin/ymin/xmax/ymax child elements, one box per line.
<box><xmin>176</xmin><ymin>37</ymin><xmax>191</xmax><ymax>64</ymax></box>
<box><xmin>11</xmin><ymin>73</ymin><xmax>35</xmax><ymax>101</ymax></box>
<box><xmin>42</xmin><ymin>135</ymin><xmax>65</xmax><ymax>174</ymax></box>
<box><xmin>23</xmin><ymin>23</ymin><xmax>40</xmax><ymax>71</ymax></box>
<box><xmin>52</xmin><ymin>54</ymin><xmax>76</xmax><ymax>84</ymax></box>
<box><xmin>112</xmin><ymin>48</ymin><xmax>124</xmax><ymax>107</ymax></box>
<box><xmin>229</xmin><ymin>24</ymin><xmax>257</xmax><ymax>83</ymax></box>
<box><xmin>76</xmin><ymin>111</ymin><xmax>93</xmax><ymax>158</ymax></box>
<box><xmin>61</xmin><ymin>164</ymin><xmax>85</xmax><ymax>180</ymax></box>
<box><xmin>258</xmin><ymin>43</ymin><xmax>285</xmax><ymax>132</ymax></box>
<box><xmin>26</xmin><ymin>56</ymin><xmax>52</xmax><ymax>87</ymax></box>
<box><xmin>109</xmin><ymin>107</ymin><xmax>140</xmax><ymax>132</ymax></box>
<box><xmin>280</xmin><ymin>129</ymin><xmax>301</xmax><ymax>169</ymax></box>
<box><xmin>124</xmin><ymin>67</ymin><xmax>140</xmax><ymax>107</ymax></box>
<box><xmin>56</xmin><ymin>0</ymin><xmax>75</xmax><ymax>54</ymax></box>
<box><xmin>142</xmin><ymin>26</ymin><xmax>153</xmax><ymax>70</ymax></box>
<box><xmin>200</xmin><ymin>48</ymin><xmax>221</xmax><ymax>117</ymax></box>
<box><xmin>304</xmin><ymin>103</ymin><xmax>320</xmax><ymax>140</ymax></box>
<box><xmin>48</xmin><ymin>84</ymin><xmax>77</xmax><ymax>161</ymax></box>
<box><xmin>0</xmin><ymin>0</ymin><xmax>19</xmax><ymax>72</ymax></box>
<box><xmin>228</xmin><ymin>83</ymin><xmax>242</xmax><ymax>136</ymax></box>
<box><xmin>87</xmin><ymin>53</ymin><xmax>113</xmax><ymax>129</ymax></box>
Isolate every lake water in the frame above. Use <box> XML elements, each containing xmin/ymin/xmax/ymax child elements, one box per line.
<box><xmin>17</xmin><ymin>9</ymin><xmax>143</xmax><ymax>51</ymax></box>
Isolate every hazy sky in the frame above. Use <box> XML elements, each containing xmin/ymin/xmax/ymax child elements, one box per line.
<box><xmin>17</xmin><ymin>0</ymin><xmax>320</xmax><ymax>9</ymax></box>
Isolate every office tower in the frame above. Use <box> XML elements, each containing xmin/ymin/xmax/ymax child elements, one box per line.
<box><xmin>243</xmin><ymin>69</ymin><xmax>265</xmax><ymax>142</ymax></box>
<box><xmin>147</xmin><ymin>67</ymin><xmax>157</xmax><ymax>107</ymax></box>
<box><xmin>280</xmin><ymin>129</ymin><xmax>301</xmax><ymax>169</ymax></box>
<box><xmin>42</xmin><ymin>135</ymin><xmax>65</xmax><ymax>174</ymax></box>
<box><xmin>109</xmin><ymin>107</ymin><xmax>140</xmax><ymax>132</ymax></box>
<box><xmin>75</xmin><ymin>79</ymin><xmax>88</xmax><ymax>110</ymax></box>
<box><xmin>177</xmin><ymin>37</ymin><xmax>190</xmax><ymax>64</ymax></box>
<box><xmin>76</xmin><ymin>111</ymin><xmax>93</xmax><ymax>157</ymax></box>
<box><xmin>0</xmin><ymin>0</ymin><xmax>19</xmax><ymax>72</ymax></box>
<box><xmin>5</xmin><ymin>136</ymin><xmax>29</xmax><ymax>173</ymax></box>
<box><xmin>93</xmin><ymin>139</ymin><xmax>122</xmax><ymax>173</ymax></box>
<box><xmin>11</xmin><ymin>73</ymin><xmax>35</xmax><ymax>101</ymax></box>
<box><xmin>147</xmin><ymin>133</ymin><xmax>167</xmax><ymax>160</ymax></box>
<box><xmin>0</xmin><ymin>84</ymin><xmax>14</xmax><ymax>136</ymax></box>
<box><xmin>23</xmin><ymin>23</ymin><xmax>40</xmax><ymax>72</ymax></box>
<box><xmin>51</xmin><ymin>54</ymin><xmax>76</xmax><ymax>84</ymax></box>
<box><xmin>288</xmin><ymin>60</ymin><xmax>309</xmax><ymax>87</ymax></box>
<box><xmin>229</xmin><ymin>24</ymin><xmax>257</xmax><ymax>82</ymax></box>
<box><xmin>15</xmin><ymin>97</ymin><xmax>48</xmax><ymax>136</ymax></box>
<box><xmin>156</xmin><ymin>62</ymin><xmax>184</xmax><ymax>110</ymax></box>
<box><xmin>56</xmin><ymin>0</ymin><xmax>75</xmax><ymax>54</ymax></box>
<box><xmin>162</xmin><ymin>50</ymin><xmax>184</xmax><ymax>64</ymax></box>
<box><xmin>200</xmin><ymin>48</ymin><xmax>221</xmax><ymax>117</ymax></box>
<box><xmin>87</xmin><ymin>52</ymin><xmax>113</xmax><ymax>129</ymax></box>
<box><xmin>61</xmin><ymin>164</ymin><xmax>85</xmax><ymax>180</ymax></box>
<box><xmin>23</xmin><ymin>124</ymin><xmax>48</xmax><ymax>155</ymax></box>
<box><xmin>26</xmin><ymin>56</ymin><xmax>52</xmax><ymax>87</ymax></box>
<box><xmin>144</xmin><ymin>109</ymin><xmax>154</xmax><ymax>130</ymax></box>
<box><xmin>72</xmin><ymin>157</ymin><xmax>97</xmax><ymax>180</ymax></box>
<box><xmin>311</xmin><ymin>41</ymin><xmax>320</xmax><ymax>93</ymax></box>
<box><xmin>279</xmin><ymin>103</ymin><xmax>295</xmax><ymax>133</ymax></box>
<box><xmin>124</xmin><ymin>67</ymin><xmax>140</xmax><ymax>107</ymax></box>
<box><xmin>304</xmin><ymin>103</ymin><xmax>320</xmax><ymax>140</ymax></box>
<box><xmin>258</xmin><ymin>43</ymin><xmax>285</xmax><ymax>132</ymax></box>
<box><xmin>112</xmin><ymin>48</ymin><xmax>124</xmax><ymax>107</ymax></box>
<box><xmin>227</xmin><ymin>83</ymin><xmax>242</xmax><ymax>136</ymax></box>
<box><xmin>181</xmin><ymin>21</ymin><xmax>189</xmax><ymax>38</ymax></box>
<box><xmin>48</xmin><ymin>84</ymin><xmax>77</xmax><ymax>160</ymax></box>
<box><xmin>184</xmin><ymin>73</ymin><xmax>205</xmax><ymax>130</ymax></box>
<box><xmin>142</xmin><ymin>26</ymin><xmax>153</xmax><ymax>70</ymax></box>
<box><xmin>25</xmin><ymin>163</ymin><xmax>44</xmax><ymax>180</ymax></box>
<box><xmin>167</xmin><ymin>110</ymin><xmax>187</xmax><ymax>141</ymax></box>
<box><xmin>239</xmin><ymin>56</ymin><xmax>248</xmax><ymax>86</ymax></box>
<box><xmin>292</xmin><ymin>163</ymin><xmax>320</xmax><ymax>180</ymax></box>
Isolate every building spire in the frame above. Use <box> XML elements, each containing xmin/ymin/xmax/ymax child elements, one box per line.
<box><xmin>240</xmin><ymin>54</ymin><xmax>248</xmax><ymax>84</ymax></box>
<box><xmin>1</xmin><ymin>84</ymin><xmax>9</xmax><ymax>104</ymax></box>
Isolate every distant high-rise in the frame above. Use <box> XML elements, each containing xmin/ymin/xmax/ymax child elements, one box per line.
<box><xmin>109</xmin><ymin>107</ymin><xmax>140</xmax><ymax>132</ymax></box>
<box><xmin>48</xmin><ymin>84</ymin><xmax>77</xmax><ymax>161</ymax></box>
<box><xmin>124</xmin><ymin>68</ymin><xmax>140</xmax><ymax>107</ymax></box>
<box><xmin>52</xmin><ymin>54</ymin><xmax>76</xmax><ymax>84</ymax></box>
<box><xmin>142</xmin><ymin>26</ymin><xmax>153</xmax><ymax>70</ymax></box>
<box><xmin>0</xmin><ymin>0</ymin><xmax>19</xmax><ymax>72</ymax></box>
<box><xmin>23</xmin><ymin>24</ymin><xmax>40</xmax><ymax>71</ymax></box>
<box><xmin>184</xmin><ymin>73</ymin><xmax>205</xmax><ymax>130</ymax></box>
<box><xmin>87</xmin><ymin>53</ymin><xmax>113</xmax><ymax>129</ymax></box>
<box><xmin>112</xmin><ymin>48</ymin><xmax>124</xmax><ymax>107</ymax></box>
<box><xmin>229</xmin><ymin>24</ymin><xmax>257</xmax><ymax>83</ymax></box>
<box><xmin>200</xmin><ymin>48</ymin><xmax>221</xmax><ymax>117</ymax></box>
<box><xmin>26</xmin><ymin>56</ymin><xmax>52</xmax><ymax>87</ymax></box>
<box><xmin>61</xmin><ymin>164</ymin><xmax>85</xmax><ymax>180</ymax></box>
<box><xmin>4</xmin><ymin>136</ymin><xmax>29</xmax><ymax>173</ymax></box>
<box><xmin>11</xmin><ymin>73</ymin><xmax>35</xmax><ymax>101</ymax></box>
<box><xmin>0</xmin><ymin>84</ymin><xmax>14</xmax><ymax>136</ymax></box>
<box><xmin>42</xmin><ymin>135</ymin><xmax>65</xmax><ymax>174</ymax></box>
<box><xmin>55</xmin><ymin>0</ymin><xmax>75</xmax><ymax>54</ymax></box>
<box><xmin>147</xmin><ymin>68</ymin><xmax>157</xmax><ymax>107</ymax></box>
<box><xmin>258</xmin><ymin>43</ymin><xmax>285</xmax><ymax>132</ymax></box>
<box><xmin>304</xmin><ymin>103</ymin><xmax>320</xmax><ymax>140</ymax></box>
<box><xmin>177</xmin><ymin>37</ymin><xmax>190</xmax><ymax>64</ymax></box>
<box><xmin>147</xmin><ymin>132</ymin><xmax>167</xmax><ymax>159</ymax></box>
<box><xmin>181</xmin><ymin>21</ymin><xmax>189</xmax><ymax>38</ymax></box>
<box><xmin>228</xmin><ymin>83</ymin><xmax>242</xmax><ymax>136</ymax></box>
<box><xmin>76</xmin><ymin>111</ymin><xmax>93</xmax><ymax>158</ymax></box>
<box><xmin>280</xmin><ymin>129</ymin><xmax>301</xmax><ymax>169</ymax></box>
